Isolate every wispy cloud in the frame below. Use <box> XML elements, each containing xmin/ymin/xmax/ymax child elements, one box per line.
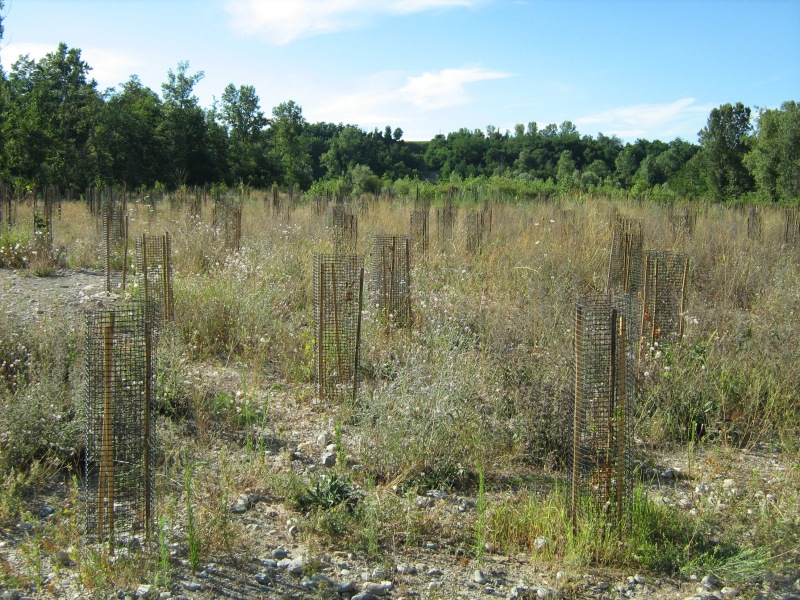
<box><xmin>311</xmin><ymin>66</ymin><xmax>510</xmax><ymax>128</ymax></box>
<box><xmin>401</xmin><ymin>67</ymin><xmax>510</xmax><ymax>110</ymax></box>
<box><xmin>576</xmin><ymin>98</ymin><xmax>713</xmax><ymax>141</ymax></box>
<box><xmin>225</xmin><ymin>0</ymin><xmax>484</xmax><ymax>45</ymax></box>
<box><xmin>1</xmin><ymin>42</ymin><xmax>142</xmax><ymax>89</ymax></box>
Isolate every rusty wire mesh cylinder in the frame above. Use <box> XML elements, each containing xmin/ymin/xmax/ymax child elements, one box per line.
<box><xmin>0</xmin><ymin>183</ymin><xmax>14</xmax><ymax>225</ymax></box>
<box><xmin>313</xmin><ymin>254</ymin><xmax>364</xmax><ymax>402</ymax></box>
<box><xmin>568</xmin><ymin>295</ymin><xmax>636</xmax><ymax>528</ymax></box>
<box><xmin>410</xmin><ymin>210</ymin><xmax>429</xmax><ymax>257</ymax></box>
<box><xmin>465</xmin><ymin>206</ymin><xmax>492</xmax><ymax>254</ymax></box>
<box><xmin>747</xmin><ymin>206</ymin><xmax>762</xmax><ymax>241</ymax></box>
<box><xmin>606</xmin><ymin>219</ymin><xmax>643</xmax><ymax>294</ymax></box>
<box><xmin>84</xmin><ymin>306</ymin><xmax>156</xmax><ymax>549</ymax></box>
<box><xmin>136</xmin><ymin>233</ymin><xmax>174</xmax><ymax>323</ymax></box>
<box><xmin>371</xmin><ymin>235</ymin><xmax>412</xmax><ymax>329</ymax></box>
<box><xmin>436</xmin><ymin>202</ymin><xmax>457</xmax><ymax>242</ymax></box>
<box><xmin>213</xmin><ymin>195</ymin><xmax>242</xmax><ymax>251</ymax></box>
<box><xmin>331</xmin><ymin>205</ymin><xmax>358</xmax><ymax>253</ymax></box>
<box><xmin>104</xmin><ymin>210</ymin><xmax>129</xmax><ymax>293</ymax></box>
<box><xmin>784</xmin><ymin>208</ymin><xmax>799</xmax><ymax>244</ymax></box>
<box><xmin>641</xmin><ymin>250</ymin><xmax>690</xmax><ymax>346</ymax></box>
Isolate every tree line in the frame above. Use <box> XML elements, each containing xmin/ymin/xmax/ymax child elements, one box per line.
<box><xmin>0</xmin><ymin>35</ymin><xmax>797</xmax><ymax>202</ymax></box>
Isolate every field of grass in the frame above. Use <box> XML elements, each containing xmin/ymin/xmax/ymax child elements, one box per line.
<box><xmin>0</xmin><ymin>190</ymin><xmax>798</xmax><ymax>597</ymax></box>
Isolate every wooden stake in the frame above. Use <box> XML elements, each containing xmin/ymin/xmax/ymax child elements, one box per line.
<box><xmin>100</xmin><ymin>313</ymin><xmax>116</xmax><ymax>553</ymax></box>
<box><xmin>571</xmin><ymin>305</ymin><xmax>583</xmax><ymax>532</ymax></box>
<box><xmin>144</xmin><ymin>318</ymin><xmax>152</xmax><ymax>541</ymax></box>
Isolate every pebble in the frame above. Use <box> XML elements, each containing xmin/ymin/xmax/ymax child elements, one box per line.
<box><xmin>351</xmin><ymin>593</ymin><xmax>380</xmax><ymax>600</ymax></box>
<box><xmin>721</xmin><ymin>587</ymin><xmax>739</xmax><ymax>597</ymax></box>
<box><xmin>271</xmin><ymin>547</ymin><xmax>288</xmax><ymax>559</ymax></box>
<box><xmin>397</xmin><ymin>564</ymin><xmax>417</xmax><ymax>575</ymax></box>
<box><xmin>254</xmin><ymin>573</ymin><xmax>272</xmax><ymax>586</ymax></box>
<box><xmin>362</xmin><ymin>581</ymin><xmax>388</xmax><ymax>596</ymax></box>
<box><xmin>337</xmin><ymin>580</ymin><xmax>357</xmax><ymax>593</ymax></box>
<box><xmin>179</xmin><ymin>581</ymin><xmax>201</xmax><ymax>592</ymax></box>
<box><xmin>702</xmin><ymin>573</ymin><xmax>721</xmax><ymax>590</ymax></box>
<box><xmin>533</xmin><ymin>536</ymin><xmax>550</xmax><ymax>552</ymax></box>
<box><xmin>287</xmin><ymin>557</ymin><xmax>304</xmax><ymax>574</ymax></box>
<box><xmin>426</xmin><ymin>568</ymin><xmax>443</xmax><ymax>577</ymax></box>
<box><xmin>371</xmin><ymin>567</ymin><xmax>388</xmax><ymax>580</ymax></box>
<box><xmin>474</xmin><ymin>570</ymin><xmax>487</xmax><ymax>584</ymax></box>
<box><xmin>135</xmin><ymin>585</ymin><xmax>152</xmax><ymax>598</ymax></box>
<box><xmin>597</xmin><ymin>581</ymin><xmax>610</xmax><ymax>590</ymax></box>
<box><xmin>321</xmin><ymin>452</ymin><xmax>336</xmax><ymax>467</ymax></box>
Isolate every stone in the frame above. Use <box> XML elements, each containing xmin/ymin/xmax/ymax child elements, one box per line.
<box><xmin>721</xmin><ymin>588</ymin><xmax>739</xmax><ymax>598</ymax></box>
<box><xmin>287</xmin><ymin>557</ymin><xmax>304</xmax><ymax>575</ymax></box>
<box><xmin>702</xmin><ymin>573</ymin><xmax>722</xmax><ymax>590</ymax></box>
<box><xmin>634</xmin><ymin>574</ymin><xmax>646</xmax><ymax>584</ymax></box>
<box><xmin>351</xmin><ymin>593</ymin><xmax>380</xmax><ymax>600</ymax></box>
<box><xmin>426</xmin><ymin>568</ymin><xmax>443</xmax><ymax>577</ymax></box>
<box><xmin>254</xmin><ymin>572</ymin><xmax>272</xmax><ymax>586</ymax></box>
<box><xmin>135</xmin><ymin>585</ymin><xmax>152</xmax><ymax>598</ymax></box>
<box><xmin>56</xmin><ymin>550</ymin><xmax>75</xmax><ymax>567</ymax></box>
<box><xmin>362</xmin><ymin>582</ymin><xmax>388</xmax><ymax>596</ymax></box>
<box><xmin>231</xmin><ymin>494</ymin><xmax>253</xmax><ymax>514</ymax></box>
<box><xmin>336</xmin><ymin>580</ymin><xmax>357</xmax><ymax>593</ymax></box>
<box><xmin>597</xmin><ymin>581</ymin><xmax>610</xmax><ymax>590</ymax></box>
<box><xmin>321</xmin><ymin>452</ymin><xmax>336</xmax><ymax>467</ymax></box>
<box><xmin>317</xmin><ymin>432</ymin><xmax>332</xmax><ymax>448</ymax></box>
<box><xmin>179</xmin><ymin>581</ymin><xmax>201</xmax><ymax>592</ymax></box>
<box><xmin>533</xmin><ymin>536</ymin><xmax>551</xmax><ymax>552</ymax></box>
<box><xmin>271</xmin><ymin>547</ymin><xmax>288</xmax><ymax>559</ymax></box>
<box><xmin>396</xmin><ymin>564</ymin><xmax>417</xmax><ymax>575</ymax></box>
<box><xmin>371</xmin><ymin>567</ymin><xmax>388</xmax><ymax>580</ymax></box>
<box><xmin>474</xmin><ymin>570</ymin><xmax>487</xmax><ymax>584</ymax></box>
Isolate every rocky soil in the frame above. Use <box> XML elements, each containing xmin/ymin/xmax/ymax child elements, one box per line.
<box><xmin>1</xmin><ymin>269</ymin><xmax>798</xmax><ymax>600</ymax></box>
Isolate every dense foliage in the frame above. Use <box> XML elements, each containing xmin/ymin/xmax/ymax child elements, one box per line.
<box><xmin>0</xmin><ymin>37</ymin><xmax>797</xmax><ymax>202</ymax></box>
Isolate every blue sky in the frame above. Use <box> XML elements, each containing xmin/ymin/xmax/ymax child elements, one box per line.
<box><xmin>1</xmin><ymin>0</ymin><xmax>798</xmax><ymax>143</ymax></box>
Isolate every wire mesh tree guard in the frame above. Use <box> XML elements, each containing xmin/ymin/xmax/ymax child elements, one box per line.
<box><xmin>568</xmin><ymin>295</ymin><xmax>636</xmax><ymax>530</ymax></box>
<box><xmin>212</xmin><ymin>194</ymin><xmax>242</xmax><ymax>251</ymax></box>
<box><xmin>747</xmin><ymin>206</ymin><xmax>763</xmax><ymax>241</ymax></box>
<box><xmin>136</xmin><ymin>233</ymin><xmax>174</xmax><ymax>323</ymax></box>
<box><xmin>84</xmin><ymin>306</ymin><xmax>156</xmax><ymax>551</ymax></box>
<box><xmin>606</xmin><ymin>218</ymin><xmax>643</xmax><ymax>294</ymax></box>
<box><xmin>313</xmin><ymin>254</ymin><xmax>365</xmax><ymax>402</ymax></box>
<box><xmin>104</xmin><ymin>209</ymin><xmax>129</xmax><ymax>293</ymax></box>
<box><xmin>436</xmin><ymin>201</ymin><xmax>457</xmax><ymax>243</ymax></box>
<box><xmin>410</xmin><ymin>210</ymin><xmax>430</xmax><ymax>257</ymax></box>
<box><xmin>371</xmin><ymin>235</ymin><xmax>412</xmax><ymax>330</ymax></box>
<box><xmin>465</xmin><ymin>205</ymin><xmax>492</xmax><ymax>254</ymax></box>
<box><xmin>331</xmin><ymin>205</ymin><xmax>358</xmax><ymax>254</ymax></box>
<box><xmin>0</xmin><ymin>183</ymin><xmax>14</xmax><ymax>226</ymax></box>
<box><xmin>784</xmin><ymin>208</ymin><xmax>799</xmax><ymax>245</ymax></box>
<box><xmin>640</xmin><ymin>250</ymin><xmax>690</xmax><ymax>347</ymax></box>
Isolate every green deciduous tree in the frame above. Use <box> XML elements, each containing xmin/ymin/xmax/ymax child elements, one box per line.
<box><xmin>219</xmin><ymin>83</ymin><xmax>270</xmax><ymax>186</ymax></box>
<box><xmin>159</xmin><ymin>61</ymin><xmax>211</xmax><ymax>186</ymax></box>
<box><xmin>4</xmin><ymin>43</ymin><xmax>106</xmax><ymax>189</ymax></box>
<box><xmin>745</xmin><ymin>101</ymin><xmax>800</xmax><ymax>203</ymax></box>
<box><xmin>698</xmin><ymin>102</ymin><xmax>754</xmax><ymax>200</ymax></box>
<box><xmin>270</xmin><ymin>100</ymin><xmax>311</xmax><ymax>189</ymax></box>
<box><xmin>105</xmin><ymin>76</ymin><xmax>165</xmax><ymax>188</ymax></box>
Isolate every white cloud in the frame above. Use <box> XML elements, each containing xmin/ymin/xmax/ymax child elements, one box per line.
<box><xmin>310</xmin><ymin>66</ymin><xmax>510</xmax><ymax>129</ymax></box>
<box><xmin>224</xmin><ymin>0</ymin><xmax>484</xmax><ymax>45</ymax></box>
<box><xmin>576</xmin><ymin>98</ymin><xmax>713</xmax><ymax>141</ymax></box>
<box><xmin>0</xmin><ymin>43</ymin><xmax>142</xmax><ymax>89</ymax></box>
<box><xmin>401</xmin><ymin>67</ymin><xmax>510</xmax><ymax>111</ymax></box>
